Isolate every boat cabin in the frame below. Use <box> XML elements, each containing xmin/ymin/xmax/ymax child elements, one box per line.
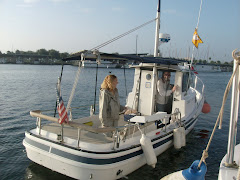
<box><xmin>126</xmin><ymin>62</ymin><xmax>196</xmax><ymax>120</ymax></box>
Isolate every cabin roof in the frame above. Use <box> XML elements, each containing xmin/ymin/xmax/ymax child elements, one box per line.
<box><xmin>62</xmin><ymin>50</ymin><xmax>188</xmax><ymax>65</ymax></box>
<box><xmin>131</xmin><ymin>63</ymin><xmax>183</xmax><ymax>71</ymax></box>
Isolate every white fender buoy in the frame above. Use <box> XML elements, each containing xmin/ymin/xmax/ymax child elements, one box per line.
<box><xmin>160</xmin><ymin>171</ymin><xmax>185</xmax><ymax>180</ymax></box>
<box><xmin>173</xmin><ymin>127</ymin><xmax>186</xmax><ymax>149</ymax></box>
<box><xmin>173</xmin><ymin>128</ymin><xmax>181</xmax><ymax>149</ymax></box>
<box><xmin>180</xmin><ymin>127</ymin><xmax>186</xmax><ymax>147</ymax></box>
<box><xmin>140</xmin><ymin>134</ymin><xmax>157</xmax><ymax>168</ymax></box>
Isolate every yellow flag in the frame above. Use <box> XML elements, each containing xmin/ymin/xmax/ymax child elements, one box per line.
<box><xmin>83</xmin><ymin>121</ymin><xmax>93</xmax><ymax>126</ymax></box>
<box><xmin>192</xmin><ymin>29</ymin><xmax>203</xmax><ymax>48</ymax></box>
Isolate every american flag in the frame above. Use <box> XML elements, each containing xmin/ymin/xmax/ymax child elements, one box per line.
<box><xmin>56</xmin><ymin>88</ymin><xmax>68</xmax><ymax>124</ymax></box>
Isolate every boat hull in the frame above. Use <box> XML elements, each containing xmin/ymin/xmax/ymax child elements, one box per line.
<box><xmin>23</xmin><ymin>114</ymin><xmax>199</xmax><ymax>180</ymax></box>
<box><xmin>218</xmin><ymin>144</ymin><xmax>240</xmax><ymax>180</ymax></box>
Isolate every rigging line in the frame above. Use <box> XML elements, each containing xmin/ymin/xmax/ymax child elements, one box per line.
<box><xmin>93</xmin><ymin>63</ymin><xmax>99</xmax><ymax>114</ymax></box>
<box><xmin>66</xmin><ymin>60</ymin><xmax>82</xmax><ymax>114</ymax></box>
<box><xmin>90</xmin><ymin>18</ymin><xmax>157</xmax><ymax>51</ymax></box>
<box><xmin>196</xmin><ymin>0</ymin><xmax>203</xmax><ymax>29</ymax></box>
<box><xmin>190</xmin><ymin>0</ymin><xmax>203</xmax><ymax>66</ymax></box>
<box><xmin>54</xmin><ymin>63</ymin><xmax>64</xmax><ymax>117</ymax></box>
<box><xmin>124</xmin><ymin>66</ymin><xmax>127</xmax><ymax>97</ymax></box>
<box><xmin>59</xmin><ymin>62</ymin><xmax>64</xmax><ymax>82</ymax></box>
<box><xmin>190</xmin><ymin>45</ymin><xmax>195</xmax><ymax>67</ymax></box>
<box><xmin>137</xmin><ymin>123</ymin><xmax>143</xmax><ymax>135</ymax></box>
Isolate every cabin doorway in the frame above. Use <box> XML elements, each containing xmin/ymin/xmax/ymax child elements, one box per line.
<box><xmin>155</xmin><ymin>70</ymin><xmax>176</xmax><ymax>114</ymax></box>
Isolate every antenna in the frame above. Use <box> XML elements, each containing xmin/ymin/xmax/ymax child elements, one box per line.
<box><xmin>136</xmin><ymin>35</ymin><xmax>138</xmax><ymax>55</ymax></box>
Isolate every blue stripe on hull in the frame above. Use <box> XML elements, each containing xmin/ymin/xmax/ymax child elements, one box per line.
<box><xmin>51</xmin><ymin>147</ymin><xmax>143</xmax><ymax>165</ymax></box>
<box><xmin>153</xmin><ymin>136</ymin><xmax>173</xmax><ymax>149</ymax></box>
<box><xmin>25</xmin><ymin>136</ymin><xmax>49</xmax><ymax>152</ymax></box>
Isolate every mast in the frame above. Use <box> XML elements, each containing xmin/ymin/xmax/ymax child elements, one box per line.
<box><xmin>154</xmin><ymin>0</ymin><xmax>161</xmax><ymax>57</ymax></box>
<box><xmin>151</xmin><ymin>0</ymin><xmax>161</xmax><ymax>114</ymax></box>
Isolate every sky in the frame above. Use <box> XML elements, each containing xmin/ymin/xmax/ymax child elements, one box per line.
<box><xmin>0</xmin><ymin>0</ymin><xmax>239</xmax><ymax>62</ymax></box>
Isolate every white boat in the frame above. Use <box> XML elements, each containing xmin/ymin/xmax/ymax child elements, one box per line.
<box><xmin>218</xmin><ymin>49</ymin><xmax>240</xmax><ymax>180</ymax></box>
<box><xmin>192</xmin><ymin>63</ymin><xmax>221</xmax><ymax>72</ymax></box>
<box><xmin>0</xmin><ymin>57</ymin><xmax>6</xmax><ymax>64</ymax></box>
<box><xmin>23</xmin><ymin>1</ymin><xmax>205</xmax><ymax>179</ymax></box>
<box><xmin>82</xmin><ymin>60</ymin><xmax>118</xmax><ymax>68</ymax></box>
<box><xmin>16</xmin><ymin>58</ymin><xmax>23</xmax><ymax>64</ymax></box>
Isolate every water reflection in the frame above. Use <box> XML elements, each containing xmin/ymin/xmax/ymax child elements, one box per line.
<box><xmin>197</xmin><ymin>129</ymin><xmax>210</xmax><ymax>139</ymax></box>
<box><xmin>25</xmin><ymin>162</ymin><xmax>74</xmax><ymax>180</ymax></box>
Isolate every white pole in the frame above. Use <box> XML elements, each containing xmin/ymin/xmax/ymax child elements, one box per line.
<box><xmin>190</xmin><ymin>46</ymin><xmax>195</xmax><ymax>67</ymax></box>
<box><xmin>226</xmin><ymin>52</ymin><xmax>240</xmax><ymax>164</ymax></box>
<box><xmin>150</xmin><ymin>64</ymin><xmax>157</xmax><ymax>115</ymax></box>
<box><xmin>154</xmin><ymin>0</ymin><xmax>161</xmax><ymax>57</ymax></box>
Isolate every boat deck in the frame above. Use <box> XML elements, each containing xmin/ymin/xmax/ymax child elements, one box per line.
<box><xmin>40</xmin><ymin>114</ymin><xmax>146</xmax><ymax>144</ymax></box>
<box><xmin>42</xmin><ymin>123</ymin><xmax>114</xmax><ymax>143</ymax></box>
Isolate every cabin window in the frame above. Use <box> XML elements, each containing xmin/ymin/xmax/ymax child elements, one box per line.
<box><xmin>182</xmin><ymin>72</ymin><xmax>189</xmax><ymax>92</ymax></box>
<box><xmin>146</xmin><ymin>74</ymin><xmax>151</xmax><ymax>80</ymax></box>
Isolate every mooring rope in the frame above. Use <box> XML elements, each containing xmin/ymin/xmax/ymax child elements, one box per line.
<box><xmin>198</xmin><ymin>49</ymin><xmax>240</xmax><ymax>168</ymax></box>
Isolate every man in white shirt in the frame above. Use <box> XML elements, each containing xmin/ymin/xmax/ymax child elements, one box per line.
<box><xmin>156</xmin><ymin>71</ymin><xmax>177</xmax><ymax>113</ymax></box>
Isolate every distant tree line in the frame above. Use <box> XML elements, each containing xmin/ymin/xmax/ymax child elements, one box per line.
<box><xmin>0</xmin><ymin>49</ymin><xmax>70</xmax><ymax>59</ymax></box>
<box><xmin>0</xmin><ymin>49</ymin><xmax>233</xmax><ymax>66</ymax></box>
<box><xmin>193</xmin><ymin>57</ymin><xmax>233</xmax><ymax>66</ymax></box>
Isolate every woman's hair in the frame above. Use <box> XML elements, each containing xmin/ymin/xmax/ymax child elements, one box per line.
<box><xmin>101</xmin><ymin>75</ymin><xmax>117</xmax><ymax>90</ymax></box>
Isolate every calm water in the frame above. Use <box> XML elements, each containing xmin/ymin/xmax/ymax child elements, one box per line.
<box><xmin>0</xmin><ymin>64</ymin><xmax>239</xmax><ymax>180</ymax></box>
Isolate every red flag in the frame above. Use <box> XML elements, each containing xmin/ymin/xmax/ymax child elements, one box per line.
<box><xmin>191</xmin><ymin>66</ymin><xmax>198</xmax><ymax>74</ymax></box>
